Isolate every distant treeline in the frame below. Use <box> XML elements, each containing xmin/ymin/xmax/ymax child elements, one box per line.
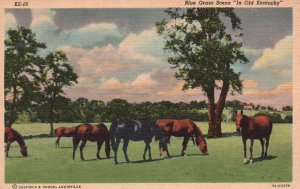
<box><xmin>10</xmin><ymin>98</ymin><xmax>292</xmax><ymax>124</ymax></box>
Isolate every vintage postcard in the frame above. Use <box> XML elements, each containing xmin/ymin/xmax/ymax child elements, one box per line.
<box><xmin>1</xmin><ymin>0</ymin><xmax>299</xmax><ymax>189</ymax></box>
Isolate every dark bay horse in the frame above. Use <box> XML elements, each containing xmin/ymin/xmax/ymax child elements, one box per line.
<box><xmin>72</xmin><ymin>123</ymin><xmax>110</xmax><ymax>160</ymax></box>
<box><xmin>5</xmin><ymin>127</ymin><xmax>28</xmax><ymax>157</ymax></box>
<box><xmin>156</xmin><ymin>118</ymin><xmax>208</xmax><ymax>157</ymax></box>
<box><xmin>109</xmin><ymin>119</ymin><xmax>166</xmax><ymax>164</ymax></box>
<box><xmin>235</xmin><ymin>111</ymin><xmax>273</xmax><ymax>164</ymax></box>
<box><xmin>55</xmin><ymin>126</ymin><xmax>75</xmax><ymax>147</ymax></box>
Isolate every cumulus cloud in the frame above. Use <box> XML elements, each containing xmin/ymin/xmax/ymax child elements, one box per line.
<box><xmin>230</xmin><ymin>82</ymin><xmax>292</xmax><ymax>109</ymax></box>
<box><xmin>30</xmin><ymin>9</ymin><xmax>56</xmax><ymax>27</ymax></box>
<box><xmin>242</xmin><ymin>80</ymin><xmax>258</xmax><ymax>88</ymax></box>
<box><xmin>5</xmin><ymin>12</ymin><xmax>18</xmax><ymax>30</ymax></box>
<box><xmin>29</xmin><ymin>9</ymin><xmax>123</xmax><ymax>53</ymax></box>
<box><xmin>251</xmin><ymin>36</ymin><xmax>292</xmax><ymax>74</ymax></box>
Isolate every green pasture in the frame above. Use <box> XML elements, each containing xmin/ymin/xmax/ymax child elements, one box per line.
<box><xmin>5</xmin><ymin>122</ymin><xmax>292</xmax><ymax>183</ymax></box>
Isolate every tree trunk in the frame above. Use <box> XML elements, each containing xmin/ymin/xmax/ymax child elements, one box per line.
<box><xmin>215</xmin><ymin>80</ymin><xmax>230</xmax><ymax>137</ymax></box>
<box><xmin>49</xmin><ymin>92</ymin><xmax>56</xmax><ymax>136</ymax></box>
<box><xmin>207</xmin><ymin>89</ymin><xmax>218</xmax><ymax>138</ymax></box>
<box><xmin>7</xmin><ymin>85</ymin><xmax>17</xmax><ymax>128</ymax></box>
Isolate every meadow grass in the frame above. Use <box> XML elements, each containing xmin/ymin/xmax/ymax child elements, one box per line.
<box><xmin>5</xmin><ymin>122</ymin><xmax>292</xmax><ymax>183</ymax></box>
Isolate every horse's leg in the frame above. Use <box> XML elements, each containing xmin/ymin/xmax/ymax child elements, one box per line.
<box><xmin>123</xmin><ymin>139</ymin><xmax>130</xmax><ymax>163</ymax></box>
<box><xmin>265</xmin><ymin>135</ymin><xmax>270</xmax><ymax>157</ymax></box>
<box><xmin>114</xmin><ymin>137</ymin><xmax>121</xmax><ymax>164</ymax></box>
<box><xmin>96</xmin><ymin>140</ymin><xmax>104</xmax><ymax>160</ymax></box>
<box><xmin>243</xmin><ymin>137</ymin><xmax>247</xmax><ymax>164</ymax></box>
<box><xmin>181</xmin><ymin>136</ymin><xmax>189</xmax><ymax>156</ymax></box>
<box><xmin>142</xmin><ymin>140</ymin><xmax>152</xmax><ymax>161</ymax></box>
<box><xmin>79</xmin><ymin>139</ymin><xmax>87</xmax><ymax>160</ymax></box>
<box><xmin>249</xmin><ymin>138</ymin><xmax>254</xmax><ymax>164</ymax></box>
<box><xmin>259</xmin><ymin>138</ymin><xmax>265</xmax><ymax>159</ymax></box>
<box><xmin>148</xmin><ymin>142</ymin><xmax>152</xmax><ymax>160</ymax></box>
<box><xmin>5</xmin><ymin>142</ymin><xmax>11</xmax><ymax>158</ymax></box>
<box><xmin>72</xmin><ymin>137</ymin><xmax>80</xmax><ymax>160</ymax></box>
<box><xmin>56</xmin><ymin>137</ymin><xmax>60</xmax><ymax>148</ymax></box>
<box><xmin>166</xmin><ymin>146</ymin><xmax>171</xmax><ymax>158</ymax></box>
<box><xmin>143</xmin><ymin>141</ymin><xmax>147</xmax><ymax>161</ymax></box>
<box><xmin>105</xmin><ymin>137</ymin><xmax>110</xmax><ymax>158</ymax></box>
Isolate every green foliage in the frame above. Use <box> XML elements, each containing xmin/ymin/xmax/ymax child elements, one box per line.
<box><xmin>156</xmin><ymin>8</ymin><xmax>248</xmax><ymax>93</ymax></box>
<box><xmin>5</xmin><ymin>27</ymin><xmax>46</xmax><ymax>126</ymax></box>
<box><xmin>4</xmin><ymin>27</ymin><xmax>78</xmax><ymax>131</ymax></box>
<box><xmin>254</xmin><ymin>112</ymin><xmax>292</xmax><ymax>123</ymax></box>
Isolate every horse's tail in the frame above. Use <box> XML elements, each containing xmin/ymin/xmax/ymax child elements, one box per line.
<box><xmin>54</xmin><ymin>128</ymin><xmax>58</xmax><ymax>136</ymax></box>
<box><xmin>109</xmin><ymin>122</ymin><xmax>118</xmax><ymax>152</ymax></box>
<box><xmin>101</xmin><ymin>124</ymin><xmax>111</xmax><ymax>158</ymax></box>
<box><xmin>269</xmin><ymin>120</ymin><xmax>273</xmax><ymax>135</ymax></box>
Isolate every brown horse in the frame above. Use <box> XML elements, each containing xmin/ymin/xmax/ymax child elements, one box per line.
<box><xmin>5</xmin><ymin>127</ymin><xmax>28</xmax><ymax>157</ymax></box>
<box><xmin>235</xmin><ymin>111</ymin><xmax>273</xmax><ymax>164</ymax></box>
<box><xmin>55</xmin><ymin>127</ymin><xmax>75</xmax><ymax>147</ymax></box>
<box><xmin>156</xmin><ymin>118</ymin><xmax>208</xmax><ymax>158</ymax></box>
<box><xmin>72</xmin><ymin>123</ymin><xmax>110</xmax><ymax>160</ymax></box>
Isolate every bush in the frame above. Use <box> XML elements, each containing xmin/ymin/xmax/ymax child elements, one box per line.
<box><xmin>254</xmin><ymin>112</ymin><xmax>291</xmax><ymax>123</ymax></box>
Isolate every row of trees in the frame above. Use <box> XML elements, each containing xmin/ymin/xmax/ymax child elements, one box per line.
<box><xmin>14</xmin><ymin>98</ymin><xmax>209</xmax><ymax>123</ymax></box>
<box><xmin>14</xmin><ymin>98</ymin><xmax>292</xmax><ymax>124</ymax></box>
<box><xmin>5</xmin><ymin>27</ymin><xmax>78</xmax><ymax>135</ymax></box>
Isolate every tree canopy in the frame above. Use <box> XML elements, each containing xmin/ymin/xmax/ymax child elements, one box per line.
<box><xmin>156</xmin><ymin>8</ymin><xmax>249</xmax><ymax>137</ymax></box>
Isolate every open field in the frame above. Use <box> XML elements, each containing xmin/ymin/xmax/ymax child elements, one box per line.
<box><xmin>5</xmin><ymin>122</ymin><xmax>292</xmax><ymax>183</ymax></box>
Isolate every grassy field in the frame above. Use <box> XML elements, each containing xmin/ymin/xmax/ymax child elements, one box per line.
<box><xmin>5</xmin><ymin>122</ymin><xmax>292</xmax><ymax>183</ymax></box>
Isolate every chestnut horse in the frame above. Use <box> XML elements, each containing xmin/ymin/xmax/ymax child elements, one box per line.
<box><xmin>72</xmin><ymin>123</ymin><xmax>110</xmax><ymax>160</ymax></box>
<box><xmin>235</xmin><ymin>111</ymin><xmax>273</xmax><ymax>164</ymax></box>
<box><xmin>109</xmin><ymin>119</ymin><xmax>166</xmax><ymax>164</ymax></box>
<box><xmin>55</xmin><ymin>127</ymin><xmax>75</xmax><ymax>147</ymax></box>
<box><xmin>156</xmin><ymin>119</ymin><xmax>208</xmax><ymax>158</ymax></box>
<box><xmin>5</xmin><ymin>127</ymin><xmax>28</xmax><ymax>157</ymax></box>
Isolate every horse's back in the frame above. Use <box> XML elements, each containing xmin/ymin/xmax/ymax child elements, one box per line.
<box><xmin>157</xmin><ymin>118</ymin><xmax>198</xmax><ymax>136</ymax></box>
<box><xmin>114</xmin><ymin>119</ymin><xmax>155</xmax><ymax>140</ymax></box>
<box><xmin>253</xmin><ymin>116</ymin><xmax>272</xmax><ymax>133</ymax></box>
<box><xmin>5</xmin><ymin>127</ymin><xmax>21</xmax><ymax>143</ymax></box>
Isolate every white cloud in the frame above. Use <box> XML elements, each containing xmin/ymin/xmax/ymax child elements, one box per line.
<box><xmin>5</xmin><ymin>12</ymin><xmax>17</xmax><ymax>30</ymax></box>
<box><xmin>251</xmin><ymin>36</ymin><xmax>292</xmax><ymax>72</ymax></box>
<box><xmin>30</xmin><ymin>9</ymin><xmax>56</xmax><ymax>27</ymax></box>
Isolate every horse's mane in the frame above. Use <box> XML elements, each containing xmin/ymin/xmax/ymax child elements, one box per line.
<box><xmin>240</xmin><ymin>115</ymin><xmax>252</xmax><ymax>128</ymax></box>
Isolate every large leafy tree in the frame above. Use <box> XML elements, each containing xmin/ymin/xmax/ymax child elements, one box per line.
<box><xmin>5</xmin><ymin>27</ymin><xmax>46</xmax><ymax>127</ymax></box>
<box><xmin>156</xmin><ymin>8</ymin><xmax>248</xmax><ymax>138</ymax></box>
<box><xmin>39</xmin><ymin>51</ymin><xmax>78</xmax><ymax>136</ymax></box>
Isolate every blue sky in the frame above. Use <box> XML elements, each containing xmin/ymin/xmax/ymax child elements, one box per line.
<box><xmin>5</xmin><ymin>8</ymin><xmax>293</xmax><ymax>108</ymax></box>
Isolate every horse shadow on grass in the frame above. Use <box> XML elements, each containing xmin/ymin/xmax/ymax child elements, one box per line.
<box><xmin>77</xmin><ymin>157</ymin><xmax>113</xmax><ymax>162</ymax></box>
<box><xmin>130</xmin><ymin>157</ymin><xmax>167</xmax><ymax>164</ymax></box>
<box><xmin>252</xmin><ymin>155</ymin><xmax>278</xmax><ymax>163</ymax></box>
<box><xmin>58</xmin><ymin>146</ymin><xmax>73</xmax><ymax>149</ymax></box>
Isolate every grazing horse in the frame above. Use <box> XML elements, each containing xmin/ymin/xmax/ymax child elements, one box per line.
<box><xmin>235</xmin><ymin>111</ymin><xmax>273</xmax><ymax>164</ymax></box>
<box><xmin>5</xmin><ymin>127</ymin><xmax>28</xmax><ymax>157</ymax></box>
<box><xmin>156</xmin><ymin>119</ymin><xmax>208</xmax><ymax>157</ymax></box>
<box><xmin>55</xmin><ymin>127</ymin><xmax>75</xmax><ymax>147</ymax></box>
<box><xmin>109</xmin><ymin>119</ymin><xmax>166</xmax><ymax>164</ymax></box>
<box><xmin>72</xmin><ymin>123</ymin><xmax>110</xmax><ymax>160</ymax></box>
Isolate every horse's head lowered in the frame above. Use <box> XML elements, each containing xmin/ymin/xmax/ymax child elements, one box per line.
<box><xmin>152</xmin><ymin>124</ymin><xmax>168</xmax><ymax>151</ymax></box>
<box><xmin>196</xmin><ymin>136</ymin><xmax>208</xmax><ymax>155</ymax></box>
<box><xmin>20</xmin><ymin>145</ymin><xmax>28</xmax><ymax>157</ymax></box>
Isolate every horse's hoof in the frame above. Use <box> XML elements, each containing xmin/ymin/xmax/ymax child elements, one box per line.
<box><xmin>244</xmin><ymin>158</ymin><xmax>248</xmax><ymax>164</ymax></box>
<box><xmin>250</xmin><ymin>159</ymin><xmax>253</xmax><ymax>164</ymax></box>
